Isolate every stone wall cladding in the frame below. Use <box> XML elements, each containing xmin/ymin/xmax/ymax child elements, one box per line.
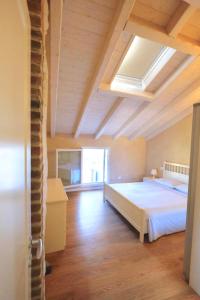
<box><xmin>27</xmin><ymin>1</ymin><xmax>45</xmax><ymax>299</ymax></box>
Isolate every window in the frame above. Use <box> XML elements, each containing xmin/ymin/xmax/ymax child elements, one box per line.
<box><xmin>56</xmin><ymin>148</ymin><xmax>108</xmax><ymax>188</ymax></box>
<box><xmin>57</xmin><ymin>150</ymin><xmax>81</xmax><ymax>187</ymax></box>
<box><xmin>112</xmin><ymin>36</ymin><xmax>176</xmax><ymax>92</ymax></box>
<box><xmin>82</xmin><ymin>148</ymin><xmax>108</xmax><ymax>184</ymax></box>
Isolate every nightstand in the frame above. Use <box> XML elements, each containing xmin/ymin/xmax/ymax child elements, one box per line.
<box><xmin>143</xmin><ymin>176</ymin><xmax>155</xmax><ymax>182</ymax></box>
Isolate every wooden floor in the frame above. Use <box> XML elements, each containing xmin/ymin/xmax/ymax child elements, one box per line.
<box><xmin>45</xmin><ymin>190</ymin><xmax>199</xmax><ymax>300</ymax></box>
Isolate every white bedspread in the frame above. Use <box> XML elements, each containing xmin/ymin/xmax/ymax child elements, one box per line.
<box><xmin>109</xmin><ymin>182</ymin><xmax>187</xmax><ymax>241</ymax></box>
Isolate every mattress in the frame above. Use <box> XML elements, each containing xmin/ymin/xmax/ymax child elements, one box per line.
<box><xmin>108</xmin><ymin>181</ymin><xmax>187</xmax><ymax>241</ymax></box>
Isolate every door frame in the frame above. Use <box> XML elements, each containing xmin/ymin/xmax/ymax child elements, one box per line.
<box><xmin>56</xmin><ymin>147</ymin><xmax>110</xmax><ymax>190</ymax></box>
<box><xmin>17</xmin><ymin>0</ymin><xmax>32</xmax><ymax>298</ymax></box>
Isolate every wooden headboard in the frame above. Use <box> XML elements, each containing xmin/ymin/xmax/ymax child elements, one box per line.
<box><xmin>163</xmin><ymin>161</ymin><xmax>190</xmax><ymax>184</ymax></box>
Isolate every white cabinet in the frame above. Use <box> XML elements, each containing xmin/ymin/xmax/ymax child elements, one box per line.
<box><xmin>45</xmin><ymin>178</ymin><xmax>68</xmax><ymax>254</ymax></box>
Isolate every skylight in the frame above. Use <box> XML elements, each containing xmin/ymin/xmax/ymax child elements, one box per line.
<box><xmin>112</xmin><ymin>36</ymin><xmax>176</xmax><ymax>92</ymax></box>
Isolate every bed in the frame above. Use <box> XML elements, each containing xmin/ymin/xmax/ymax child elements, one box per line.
<box><xmin>104</xmin><ymin>161</ymin><xmax>189</xmax><ymax>242</ymax></box>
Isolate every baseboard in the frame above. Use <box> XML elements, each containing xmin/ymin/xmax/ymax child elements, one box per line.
<box><xmin>65</xmin><ymin>184</ymin><xmax>104</xmax><ymax>192</ymax></box>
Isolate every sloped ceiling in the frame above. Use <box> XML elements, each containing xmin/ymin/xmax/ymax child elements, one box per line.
<box><xmin>48</xmin><ymin>0</ymin><xmax>200</xmax><ymax>140</ymax></box>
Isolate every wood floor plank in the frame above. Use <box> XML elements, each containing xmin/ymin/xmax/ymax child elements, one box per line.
<box><xmin>45</xmin><ymin>190</ymin><xmax>200</xmax><ymax>300</ymax></box>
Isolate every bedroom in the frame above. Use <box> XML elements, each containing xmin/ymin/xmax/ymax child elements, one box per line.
<box><xmin>2</xmin><ymin>1</ymin><xmax>200</xmax><ymax>300</ymax></box>
<box><xmin>44</xmin><ymin>0</ymin><xmax>200</xmax><ymax>299</ymax></box>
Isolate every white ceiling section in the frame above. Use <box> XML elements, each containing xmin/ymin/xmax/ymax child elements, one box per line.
<box><xmin>49</xmin><ymin>0</ymin><xmax>200</xmax><ymax>140</ymax></box>
<box><xmin>80</xmin><ymin>93</ymin><xmax>117</xmax><ymax>134</ymax></box>
<box><xmin>55</xmin><ymin>0</ymin><xmax>118</xmax><ymax>134</ymax></box>
<box><xmin>104</xmin><ymin>98</ymin><xmax>145</xmax><ymax>136</ymax></box>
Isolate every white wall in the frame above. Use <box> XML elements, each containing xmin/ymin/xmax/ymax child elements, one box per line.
<box><xmin>146</xmin><ymin>115</ymin><xmax>192</xmax><ymax>176</ymax></box>
<box><xmin>0</xmin><ymin>1</ymin><xmax>31</xmax><ymax>299</ymax></box>
<box><xmin>48</xmin><ymin>135</ymin><xmax>147</xmax><ymax>183</ymax></box>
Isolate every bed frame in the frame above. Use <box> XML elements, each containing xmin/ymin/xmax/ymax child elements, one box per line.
<box><xmin>104</xmin><ymin>161</ymin><xmax>189</xmax><ymax>242</ymax></box>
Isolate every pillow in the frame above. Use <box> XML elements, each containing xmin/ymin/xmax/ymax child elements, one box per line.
<box><xmin>175</xmin><ymin>183</ymin><xmax>188</xmax><ymax>194</ymax></box>
<box><xmin>154</xmin><ymin>178</ymin><xmax>182</xmax><ymax>188</ymax></box>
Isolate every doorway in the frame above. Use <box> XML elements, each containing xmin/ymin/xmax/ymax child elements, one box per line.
<box><xmin>57</xmin><ymin>148</ymin><xmax>108</xmax><ymax>189</ymax></box>
<box><xmin>82</xmin><ymin>148</ymin><xmax>108</xmax><ymax>184</ymax></box>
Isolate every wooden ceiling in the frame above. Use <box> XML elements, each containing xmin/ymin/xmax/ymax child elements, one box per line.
<box><xmin>48</xmin><ymin>0</ymin><xmax>200</xmax><ymax>140</ymax></box>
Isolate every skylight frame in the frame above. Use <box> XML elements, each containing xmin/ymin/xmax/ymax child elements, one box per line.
<box><xmin>112</xmin><ymin>37</ymin><xmax>177</xmax><ymax>92</ymax></box>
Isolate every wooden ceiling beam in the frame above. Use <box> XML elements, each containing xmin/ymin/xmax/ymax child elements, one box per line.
<box><xmin>114</xmin><ymin>66</ymin><xmax>200</xmax><ymax>140</ymax></box>
<box><xmin>50</xmin><ymin>0</ymin><xmax>63</xmax><ymax>137</ymax></box>
<box><xmin>124</xmin><ymin>16</ymin><xmax>200</xmax><ymax>56</ymax></box>
<box><xmin>99</xmin><ymin>83</ymin><xmax>154</xmax><ymax>102</ymax></box>
<box><xmin>95</xmin><ymin>97</ymin><xmax>125</xmax><ymax>139</ymax></box>
<box><xmin>113</xmin><ymin>102</ymin><xmax>147</xmax><ymax>139</ymax></box>
<box><xmin>73</xmin><ymin>0</ymin><xmax>136</xmax><ymax>138</ymax></box>
<box><xmin>129</xmin><ymin>77</ymin><xmax>200</xmax><ymax>139</ymax></box>
<box><xmin>102</xmin><ymin>56</ymin><xmax>196</xmax><ymax>139</ymax></box>
<box><xmin>155</xmin><ymin>56</ymin><xmax>196</xmax><ymax>97</ymax></box>
<box><xmin>167</xmin><ymin>2</ymin><xmax>195</xmax><ymax>37</ymax></box>
<box><xmin>145</xmin><ymin>107</ymin><xmax>193</xmax><ymax>140</ymax></box>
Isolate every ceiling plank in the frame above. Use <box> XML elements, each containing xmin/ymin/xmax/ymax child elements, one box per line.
<box><xmin>167</xmin><ymin>2</ymin><xmax>196</xmax><ymax>37</ymax></box>
<box><xmin>73</xmin><ymin>0</ymin><xmax>136</xmax><ymax>138</ymax></box>
<box><xmin>155</xmin><ymin>55</ymin><xmax>196</xmax><ymax>97</ymax></box>
<box><xmin>130</xmin><ymin>77</ymin><xmax>200</xmax><ymax>139</ymax></box>
<box><xmin>99</xmin><ymin>83</ymin><xmax>154</xmax><ymax>101</ymax></box>
<box><xmin>113</xmin><ymin>102</ymin><xmax>147</xmax><ymax>138</ymax></box>
<box><xmin>50</xmin><ymin>0</ymin><xmax>63</xmax><ymax>137</ymax></box>
<box><xmin>95</xmin><ymin>97</ymin><xmax>125</xmax><ymax>139</ymax></box>
<box><xmin>124</xmin><ymin>15</ymin><xmax>200</xmax><ymax>56</ymax></box>
<box><xmin>145</xmin><ymin>107</ymin><xmax>193</xmax><ymax>140</ymax></box>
